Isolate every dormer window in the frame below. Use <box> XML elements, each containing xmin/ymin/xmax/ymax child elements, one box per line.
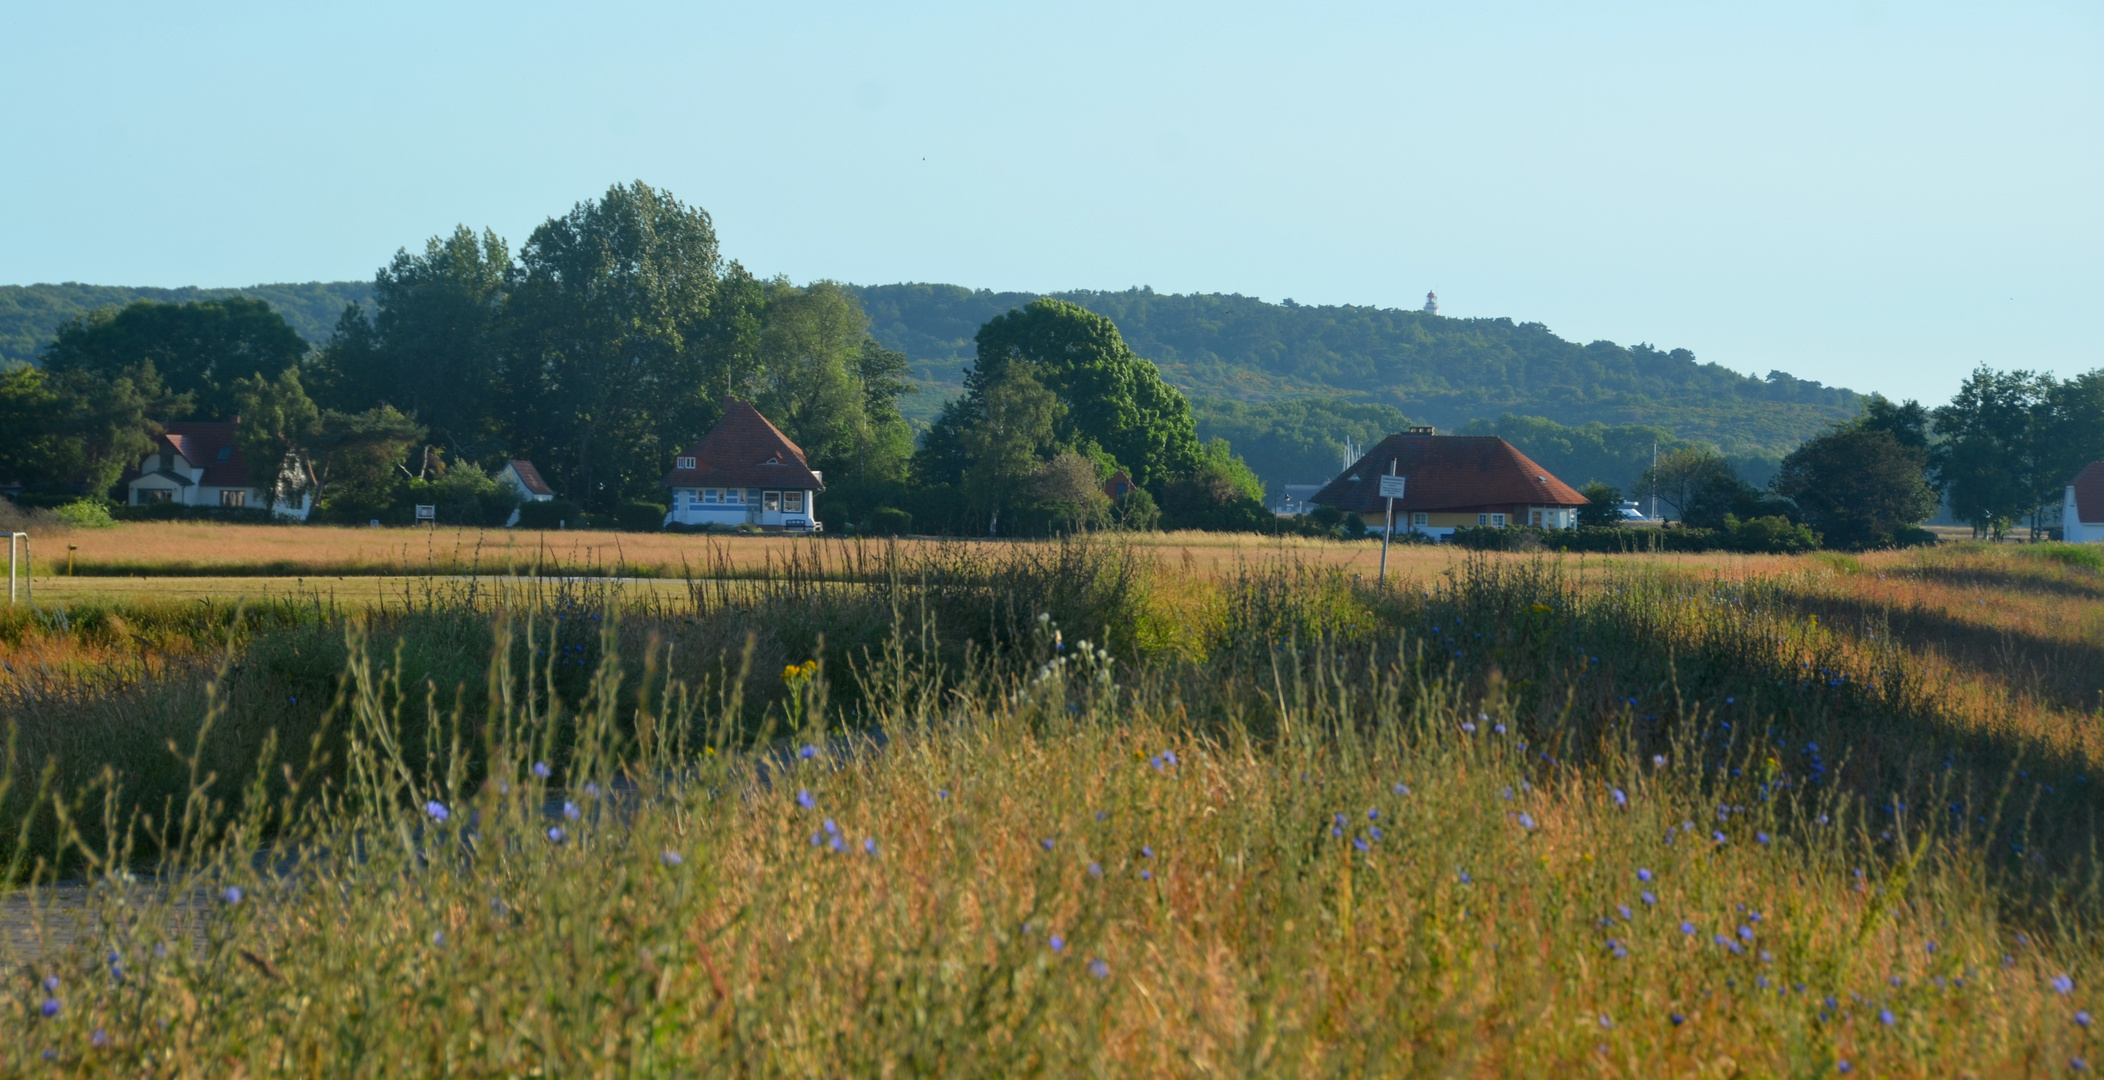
<box><xmin>676</xmin><ymin>456</ymin><xmax>695</xmax><ymax>470</ymax></box>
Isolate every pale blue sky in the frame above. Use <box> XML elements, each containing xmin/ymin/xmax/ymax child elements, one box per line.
<box><xmin>2</xmin><ymin>1</ymin><xmax>2097</xmax><ymax>403</ymax></box>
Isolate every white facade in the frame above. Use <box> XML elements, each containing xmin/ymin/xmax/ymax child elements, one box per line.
<box><xmin>665</xmin><ymin>486</ymin><xmax>818</xmax><ymax>531</ymax></box>
<box><xmin>2068</xmin><ymin>484</ymin><xmax>2104</xmax><ymax>543</ymax></box>
<box><xmin>127</xmin><ymin>447</ymin><xmax>309</xmax><ymax>520</ymax></box>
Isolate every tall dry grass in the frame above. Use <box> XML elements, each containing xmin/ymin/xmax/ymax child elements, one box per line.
<box><xmin>1</xmin><ymin>539</ymin><xmax>2101</xmax><ymax>1074</ymax></box>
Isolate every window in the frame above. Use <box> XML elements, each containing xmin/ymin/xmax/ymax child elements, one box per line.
<box><xmin>1411</xmin><ymin>512</ymin><xmax>1427</xmax><ymax>527</ymax></box>
<box><xmin>783</xmin><ymin>491</ymin><xmax>804</xmax><ymax>513</ymax></box>
<box><xmin>216</xmin><ymin>446</ymin><xmax>233</xmax><ymax>463</ymax></box>
<box><xmin>143</xmin><ymin>489</ymin><xmax>172</xmax><ymax>504</ymax></box>
<box><xmin>1529</xmin><ymin>509</ymin><xmax>1543</xmax><ymax>527</ymax></box>
<box><xmin>763</xmin><ymin>491</ymin><xmax>781</xmax><ymax>512</ymax></box>
<box><xmin>676</xmin><ymin>456</ymin><xmax>695</xmax><ymax>470</ymax></box>
<box><xmin>702</xmin><ymin>489</ymin><xmax>719</xmax><ymax>504</ymax></box>
<box><xmin>1477</xmin><ymin>513</ymin><xmax>1488</xmax><ymax>526</ymax></box>
<box><xmin>1490</xmin><ymin>513</ymin><xmax>1507</xmax><ymax>527</ymax></box>
<box><xmin>220</xmin><ymin>490</ymin><xmax>247</xmax><ymax>508</ymax></box>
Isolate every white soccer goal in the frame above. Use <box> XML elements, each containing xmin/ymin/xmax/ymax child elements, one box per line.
<box><xmin>7</xmin><ymin>532</ymin><xmax>28</xmax><ymax>605</ymax></box>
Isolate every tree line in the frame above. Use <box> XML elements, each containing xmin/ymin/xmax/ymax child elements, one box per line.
<box><xmin>0</xmin><ymin>182</ymin><xmax>1272</xmax><ymax>536</ymax></box>
<box><xmin>1609</xmin><ymin>369</ymin><xmax>2104</xmax><ymax>548</ymax></box>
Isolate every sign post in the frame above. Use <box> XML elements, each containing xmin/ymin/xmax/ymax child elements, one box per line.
<box><xmin>415</xmin><ymin>504</ymin><xmax>437</xmax><ymax>526</ymax></box>
<box><xmin>1377</xmin><ymin>464</ymin><xmax>1405</xmax><ymax>586</ymax></box>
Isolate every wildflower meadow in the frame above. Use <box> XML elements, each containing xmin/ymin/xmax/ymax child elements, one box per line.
<box><xmin>2</xmin><ymin>538</ymin><xmax>2102</xmax><ymax>1076</ymax></box>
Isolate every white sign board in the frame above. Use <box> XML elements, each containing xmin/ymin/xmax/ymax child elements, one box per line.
<box><xmin>1377</xmin><ymin>475</ymin><xmax>1407</xmax><ymax>499</ymax></box>
<box><xmin>415</xmin><ymin>504</ymin><xmax>437</xmax><ymax>522</ymax></box>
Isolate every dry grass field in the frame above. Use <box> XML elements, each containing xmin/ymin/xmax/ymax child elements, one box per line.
<box><xmin>5</xmin><ymin>526</ymin><xmax>2104</xmax><ymax>1074</ymax></box>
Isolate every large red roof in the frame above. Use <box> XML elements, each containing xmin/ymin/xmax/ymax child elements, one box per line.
<box><xmin>664</xmin><ymin>400</ymin><xmax>824</xmax><ymax>491</ymax></box>
<box><xmin>157</xmin><ymin>422</ymin><xmax>252</xmax><ymax>487</ymax></box>
<box><xmin>1311</xmin><ymin>433</ymin><xmax>1587</xmax><ymax>514</ymax></box>
<box><xmin>2072</xmin><ymin>462</ymin><xmax>2104</xmax><ymax>524</ymax></box>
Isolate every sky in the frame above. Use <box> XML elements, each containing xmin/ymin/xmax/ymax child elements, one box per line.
<box><xmin>2</xmin><ymin>1</ymin><xmax>2097</xmax><ymax>403</ymax></box>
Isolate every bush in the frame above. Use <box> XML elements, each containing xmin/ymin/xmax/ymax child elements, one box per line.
<box><xmin>515</xmin><ymin>499</ymin><xmax>584</xmax><ymax>530</ymax></box>
<box><xmin>866</xmin><ymin>507</ymin><xmax>914</xmax><ymax>536</ymax></box>
<box><xmin>53</xmin><ymin>499</ymin><xmax>117</xmax><ymax>528</ymax></box>
<box><xmin>616</xmin><ymin>501</ymin><xmax>668</xmax><ymax>533</ymax></box>
<box><xmin>1720</xmin><ymin>514</ymin><xmax>1820</xmax><ymax>554</ymax></box>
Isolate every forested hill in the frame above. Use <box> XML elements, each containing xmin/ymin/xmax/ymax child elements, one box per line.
<box><xmin>3</xmin><ymin>277</ymin><xmax>1858</xmax><ymax>477</ymax></box>
<box><xmin>852</xmin><ymin>284</ymin><xmax>1859</xmax><ymax>459</ymax></box>
<box><xmin>0</xmin><ymin>281</ymin><xmax>371</xmax><ymax>369</ymax></box>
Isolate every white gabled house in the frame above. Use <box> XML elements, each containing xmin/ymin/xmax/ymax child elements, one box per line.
<box><xmin>2066</xmin><ymin>462</ymin><xmax>2104</xmax><ymax>543</ymax></box>
<box><xmin>496</xmin><ymin>460</ymin><xmax>556</xmax><ymax>526</ymax></box>
<box><xmin>125</xmin><ymin>421</ymin><xmax>310</xmax><ymax>519</ymax></box>
<box><xmin>663</xmin><ymin>400</ymin><xmax>824</xmax><ymax>532</ymax></box>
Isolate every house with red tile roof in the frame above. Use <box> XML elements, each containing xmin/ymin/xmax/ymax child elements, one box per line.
<box><xmin>662</xmin><ymin>400</ymin><xmax>824</xmax><ymax>531</ymax></box>
<box><xmin>1309</xmin><ymin>428</ymin><xmax>1587</xmax><ymax>539</ymax></box>
<box><xmin>124</xmin><ymin>421</ymin><xmax>310</xmax><ymax>519</ymax></box>
<box><xmin>2065</xmin><ymin>462</ymin><xmax>2104</xmax><ymax>543</ymax></box>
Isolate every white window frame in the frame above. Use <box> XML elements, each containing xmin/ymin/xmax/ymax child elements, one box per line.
<box><xmin>1477</xmin><ymin>513</ymin><xmax>1488</xmax><ymax>526</ymax></box>
<box><xmin>1411</xmin><ymin>512</ymin><xmax>1428</xmax><ymax>527</ymax></box>
<box><xmin>1491</xmin><ymin>513</ymin><xmax>1507</xmax><ymax>527</ymax></box>
<box><xmin>763</xmin><ymin>491</ymin><xmax>781</xmax><ymax>512</ymax></box>
<box><xmin>783</xmin><ymin>491</ymin><xmax>804</xmax><ymax>513</ymax></box>
<box><xmin>676</xmin><ymin>456</ymin><xmax>695</xmax><ymax>470</ymax></box>
<box><xmin>702</xmin><ymin>489</ymin><xmax>720</xmax><ymax>504</ymax></box>
<box><xmin>219</xmin><ymin>490</ymin><xmax>247</xmax><ymax>508</ymax></box>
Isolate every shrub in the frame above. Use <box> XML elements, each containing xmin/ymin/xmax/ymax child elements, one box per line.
<box><xmin>515</xmin><ymin>499</ymin><xmax>584</xmax><ymax>530</ymax></box>
<box><xmin>866</xmin><ymin>507</ymin><xmax>913</xmax><ymax>536</ymax></box>
<box><xmin>616</xmin><ymin>501</ymin><xmax>668</xmax><ymax>533</ymax></box>
<box><xmin>53</xmin><ymin>499</ymin><xmax>117</xmax><ymax>528</ymax></box>
<box><xmin>1720</xmin><ymin>514</ymin><xmax>1820</xmax><ymax>554</ymax></box>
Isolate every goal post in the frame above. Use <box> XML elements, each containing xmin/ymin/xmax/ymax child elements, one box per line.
<box><xmin>7</xmin><ymin>532</ymin><xmax>27</xmax><ymax>606</ymax></box>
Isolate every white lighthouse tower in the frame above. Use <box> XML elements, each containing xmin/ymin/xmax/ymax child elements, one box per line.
<box><xmin>1423</xmin><ymin>290</ymin><xmax>1438</xmax><ymax>315</ymax></box>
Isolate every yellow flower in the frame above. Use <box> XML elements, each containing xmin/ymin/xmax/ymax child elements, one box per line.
<box><xmin>1531</xmin><ymin>604</ymin><xmax>1553</xmax><ymax>615</ymax></box>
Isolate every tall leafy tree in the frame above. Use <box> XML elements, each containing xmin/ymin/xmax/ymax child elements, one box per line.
<box><xmin>750</xmin><ymin>281</ymin><xmax>880</xmax><ymax>471</ymax></box>
<box><xmin>962</xmin><ymin>361</ymin><xmax>1063</xmax><ymax>535</ymax></box>
<box><xmin>501</xmin><ymin>182</ymin><xmax>722</xmax><ymax>510</ymax></box>
<box><xmin>232</xmin><ymin>368</ymin><xmax>322</xmax><ymax>509</ymax></box>
<box><xmin>1931</xmin><ymin>367</ymin><xmax>2054</xmax><ymax>538</ymax></box>
<box><xmin>41</xmin><ymin>298</ymin><xmax>306</xmax><ymax>419</ymax></box>
<box><xmin>1773</xmin><ymin>427</ymin><xmax>1938</xmax><ymax>549</ymax></box>
<box><xmin>962</xmin><ymin>298</ymin><xmax>1202</xmax><ymax>485</ymax></box>
<box><xmin>1639</xmin><ymin>447</ymin><xmax>1733</xmax><ymax>522</ymax></box>
<box><xmin>2043</xmin><ymin>371</ymin><xmax>2104</xmax><ymax>496</ymax></box>
<box><xmin>311</xmin><ymin>227</ymin><xmax>509</xmax><ymax>455</ymax></box>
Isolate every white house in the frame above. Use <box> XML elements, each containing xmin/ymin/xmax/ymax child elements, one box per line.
<box><xmin>663</xmin><ymin>400</ymin><xmax>824</xmax><ymax>532</ymax></box>
<box><xmin>496</xmin><ymin>460</ymin><xmax>555</xmax><ymax>526</ymax></box>
<box><xmin>125</xmin><ymin>422</ymin><xmax>309</xmax><ymax>520</ymax></box>
<box><xmin>2066</xmin><ymin>462</ymin><xmax>2104</xmax><ymax>543</ymax></box>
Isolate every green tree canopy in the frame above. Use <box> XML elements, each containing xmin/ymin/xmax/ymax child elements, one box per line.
<box><xmin>964</xmin><ymin>298</ymin><xmax>1202</xmax><ymax>485</ymax></box>
<box><xmin>749</xmin><ymin>281</ymin><xmax>912</xmax><ymax>484</ymax></box>
<box><xmin>1773</xmin><ymin>427</ymin><xmax>1938</xmax><ymax>549</ymax></box>
<box><xmin>233</xmin><ymin>368</ymin><xmax>322</xmax><ymax>509</ymax></box>
<box><xmin>501</xmin><ymin>182</ymin><xmax>722</xmax><ymax>511</ymax></box>
<box><xmin>310</xmin><ymin>226</ymin><xmax>509</xmax><ymax>454</ymax></box>
<box><xmin>1931</xmin><ymin>367</ymin><xmax>2056</xmax><ymax>538</ymax></box>
<box><xmin>41</xmin><ymin>297</ymin><xmax>306</xmax><ymax>419</ymax></box>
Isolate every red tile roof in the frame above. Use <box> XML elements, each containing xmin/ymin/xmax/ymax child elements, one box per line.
<box><xmin>505</xmin><ymin>460</ymin><xmax>555</xmax><ymax>497</ymax></box>
<box><xmin>2072</xmin><ymin>462</ymin><xmax>2104</xmax><ymax>524</ymax></box>
<box><xmin>157</xmin><ymin>422</ymin><xmax>253</xmax><ymax>487</ymax></box>
<box><xmin>664</xmin><ymin>399</ymin><xmax>824</xmax><ymax>491</ymax></box>
<box><xmin>1311</xmin><ymin>433</ymin><xmax>1587</xmax><ymax>514</ymax></box>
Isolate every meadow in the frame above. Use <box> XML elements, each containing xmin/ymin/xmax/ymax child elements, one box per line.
<box><xmin>2</xmin><ymin>533</ymin><xmax>2103</xmax><ymax>1076</ymax></box>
